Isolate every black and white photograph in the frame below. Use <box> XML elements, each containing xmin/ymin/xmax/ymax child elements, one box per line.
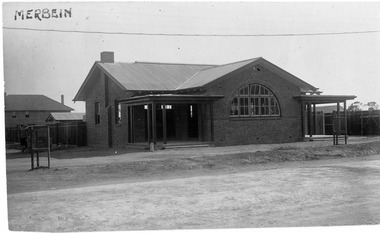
<box><xmin>2</xmin><ymin>1</ymin><xmax>380</xmax><ymax>232</ymax></box>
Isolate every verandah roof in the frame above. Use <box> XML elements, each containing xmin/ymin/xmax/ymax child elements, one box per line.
<box><xmin>293</xmin><ymin>95</ymin><xmax>357</xmax><ymax>104</ymax></box>
<box><xmin>118</xmin><ymin>94</ymin><xmax>224</xmax><ymax>106</ymax></box>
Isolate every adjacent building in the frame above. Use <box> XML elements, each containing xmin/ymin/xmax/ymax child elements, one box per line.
<box><xmin>4</xmin><ymin>94</ymin><xmax>73</xmax><ymax>128</ymax></box>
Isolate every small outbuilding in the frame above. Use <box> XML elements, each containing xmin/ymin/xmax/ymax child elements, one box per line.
<box><xmin>73</xmin><ymin>52</ymin><xmax>356</xmax><ymax>148</ymax></box>
<box><xmin>46</xmin><ymin>112</ymin><xmax>85</xmax><ymax>123</ymax></box>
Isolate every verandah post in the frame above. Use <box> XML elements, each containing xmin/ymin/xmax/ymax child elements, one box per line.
<box><xmin>307</xmin><ymin>102</ymin><xmax>312</xmax><ymax>138</ymax></box>
<box><xmin>152</xmin><ymin>102</ymin><xmax>157</xmax><ymax>146</ymax></box>
<box><xmin>162</xmin><ymin>104</ymin><xmax>167</xmax><ymax>145</ymax></box>
<box><xmin>147</xmin><ymin>104</ymin><xmax>151</xmax><ymax>144</ymax></box>
<box><xmin>301</xmin><ymin>102</ymin><xmax>305</xmax><ymax>140</ymax></box>
<box><xmin>313</xmin><ymin>103</ymin><xmax>317</xmax><ymax>135</ymax></box>
<box><xmin>337</xmin><ymin>102</ymin><xmax>340</xmax><ymax>145</ymax></box>
<box><xmin>344</xmin><ymin>100</ymin><xmax>348</xmax><ymax>144</ymax></box>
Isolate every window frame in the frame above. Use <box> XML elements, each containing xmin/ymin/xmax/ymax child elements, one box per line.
<box><xmin>95</xmin><ymin>102</ymin><xmax>100</xmax><ymax>125</ymax></box>
<box><xmin>115</xmin><ymin>101</ymin><xmax>122</xmax><ymax>124</ymax></box>
<box><xmin>229</xmin><ymin>84</ymin><xmax>281</xmax><ymax>118</ymax></box>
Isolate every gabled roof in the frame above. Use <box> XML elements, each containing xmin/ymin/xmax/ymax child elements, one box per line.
<box><xmin>46</xmin><ymin>112</ymin><xmax>85</xmax><ymax>121</ymax></box>
<box><xmin>99</xmin><ymin>62</ymin><xmax>215</xmax><ymax>91</ymax></box>
<box><xmin>74</xmin><ymin>57</ymin><xmax>318</xmax><ymax>101</ymax></box>
<box><xmin>5</xmin><ymin>95</ymin><xmax>73</xmax><ymax>112</ymax></box>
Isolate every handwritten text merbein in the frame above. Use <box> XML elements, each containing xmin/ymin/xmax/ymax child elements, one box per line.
<box><xmin>15</xmin><ymin>8</ymin><xmax>72</xmax><ymax>21</ymax></box>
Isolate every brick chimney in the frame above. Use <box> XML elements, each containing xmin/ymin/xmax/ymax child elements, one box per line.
<box><xmin>100</xmin><ymin>51</ymin><xmax>114</xmax><ymax>63</ymax></box>
<box><xmin>61</xmin><ymin>94</ymin><xmax>64</xmax><ymax>105</ymax></box>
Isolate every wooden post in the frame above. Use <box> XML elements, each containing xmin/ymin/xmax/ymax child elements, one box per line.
<box><xmin>301</xmin><ymin>103</ymin><xmax>304</xmax><ymax>137</ymax></box>
<box><xmin>47</xmin><ymin>126</ymin><xmax>51</xmax><ymax>169</ymax></box>
<box><xmin>30</xmin><ymin>126</ymin><xmax>34</xmax><ymax>170</ymax></box>
<box><xmin>152</xmin><ymin>103</ymin><xmax>157</xmax><ymax>145</ymax></box>
<box><xmin>147</xmin><ymin>104</ymin><xmax>151</xmax><ymax>144</ymax></box>
<box><xmin>337</xmin><ymin>103</ymin><xmax>340</xmax><ymax>145</ymax></box>
<box><xmin>162</xmin><ymin>104</ymin><xmax>167</xmax><ymax>145</ymax></box>
<box><xmin>313</xmin><ymin>104</ymin><xmax>317</xmax><ymax>135</ymax></box>
<box><xmin>36</xmin><ymin>131</ymin><xmax>39</xmax><ymax>168</ymax></box>
<box><xmin>344</xmin><ymin>101</ymin><xmax>348</xmax><ymax>144</ymax></box>
<box><xmin>307</xmin><ymin>103</ymin><xmax>312</xmax><ymax>138</ymax></box>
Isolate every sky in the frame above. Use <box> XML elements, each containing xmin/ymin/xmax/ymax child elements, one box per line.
<box><xmin>2</xmin><ymin>1</ymin><xmax>380</xmax><ymax>113</ymax></box>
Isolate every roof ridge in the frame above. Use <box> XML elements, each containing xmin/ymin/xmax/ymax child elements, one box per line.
<box><xmin>175</xmin><ymin>71</ymin><xmax>202</xmax><ymax>90</ymax></box>
<box><xmin>134</xmin><ymin>61</ymin><xmax>216</xmax><ymax>66</ymax></box>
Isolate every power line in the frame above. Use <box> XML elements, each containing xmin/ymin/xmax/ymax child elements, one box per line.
<box><xmin>3</xmin><ymin>26</ymin><xmax>380</xmax><ymax>37</ymax></box>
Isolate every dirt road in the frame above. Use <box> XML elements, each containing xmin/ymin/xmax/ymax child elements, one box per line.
<box><xmin>7</xmin><ymin>154</ymin><xmax>380</xmax><ymax>231</ymax></box>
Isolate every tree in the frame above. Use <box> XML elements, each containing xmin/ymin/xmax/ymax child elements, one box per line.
<box><xmin>347</xmin><ymin>101</ymin><xmax>362</xmax><ymax>111</ymax></box>
<box><xmin>366</xmin><ymin>101</ymin><xmax>379</xmax><ymax>111</ymax></box>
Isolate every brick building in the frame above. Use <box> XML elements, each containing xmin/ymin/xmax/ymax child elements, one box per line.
<box><xmin>73</xmin><ymin>52</ymin><xmax>356</xmax><ymax>148</ymax></box>
<box><xmin>5</xmin><ymin>94</ymin><xmax>73</xmax><ymax>128</ymax></box>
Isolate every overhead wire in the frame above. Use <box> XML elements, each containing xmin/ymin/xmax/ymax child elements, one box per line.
<box><xmin>3</xmin><ymin>26</ymin><xmax>380</xmax><ymax>37</ymax></box>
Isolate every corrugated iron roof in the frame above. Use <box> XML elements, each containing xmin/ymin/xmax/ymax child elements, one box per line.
<box><xmin>99</xmin><ymin>62</ymin><xmax>215</xmax><ymax>91</ymax></box>
<box><xmin>177</xmin><ymin>58</ymin><xmax>259</xmax><ymax>90</ymax></box>
<box><xmin>48</xmin><ymin>112</ymin><xmax>85</xmax><ymax>121</ymax></box>
<box><xmin>5</xmin><ymin>95</ymin><xmax>73</xmax><ymax>112</ymax></box>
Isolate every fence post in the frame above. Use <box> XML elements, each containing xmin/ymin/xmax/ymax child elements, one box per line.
<box><xmin>47</xmin><ymin>126</ymin><xmax>51</xmax><ymax>169</ymax></box>
<box><xmin>29</xmin><ymin>126</ymin><xmax>34</xmax><ymax>170</ymax></box>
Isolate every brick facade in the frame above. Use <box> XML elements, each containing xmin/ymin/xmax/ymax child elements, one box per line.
<box><xmin>205</xmin><ymin>64</ymin><xmax>302</xmax><ymax>146</ymax></box>
<box><xmin>80</xmin><ymin>56</ymin><xmax>309</xmax><ymax>148</ymax></box>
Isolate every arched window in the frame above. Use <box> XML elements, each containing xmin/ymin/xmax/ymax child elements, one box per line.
<box><xmin>230</xmin><ymin>84</ymin><xmax>280</xmax><ymax>117</ymax></box>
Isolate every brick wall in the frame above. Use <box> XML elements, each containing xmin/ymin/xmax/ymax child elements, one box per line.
<box><xmin>85</xmin><ymin>69</ymin><xmax>131</xmax><ymax>147</ymax></box>
<box><xmin>205</xmin><ymin>64</ymin><xmax>303</xmax><ymax>146</ymax></box>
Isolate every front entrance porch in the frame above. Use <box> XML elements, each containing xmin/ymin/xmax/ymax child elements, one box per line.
<box><xmin>119</xmin><ymin>94</ymin><xmax>223</xmax><ymax>148</ymax></box>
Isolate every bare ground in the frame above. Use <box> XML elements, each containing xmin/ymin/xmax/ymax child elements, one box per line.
<box><xmin>6</xmin><ymin>136</ymin><xmax>380</xmax><ymax>231</ymax></box>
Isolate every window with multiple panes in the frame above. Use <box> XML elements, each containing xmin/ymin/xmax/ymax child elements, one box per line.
<box><xmin>230</xmin><ymin>84</ymin><xmax>280</xmax><ymax>117</ymax></box>
<box><xmin>115</xmin><ymin>102</ymin><xmax>122</xmax><ymax>124</ymax></box>
<box><xmin>95</xmin><ymin>102</ymin><xmax>100</xmax><ymax>124</ymax></box>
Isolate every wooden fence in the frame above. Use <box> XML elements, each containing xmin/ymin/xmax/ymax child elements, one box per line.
<box><xmin>322</xmin><ymin>110</ymin><xmax>380</xmax><ymax>135</ymax></box>
<box><xmin>5</xmin><ymin>122</ymin><xmax>87</xmax><ymax>146</ymax></box>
